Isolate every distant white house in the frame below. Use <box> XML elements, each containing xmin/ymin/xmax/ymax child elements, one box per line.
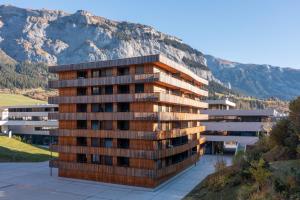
<box><xmin>0</xmin><ymin>104</ymin><xmax>58</xmax><ymax>144</ymax></box>
<box><xmin>201</xmin><ymin>99</ymin><xmax>280</xmax><ymax>154</ymax></box>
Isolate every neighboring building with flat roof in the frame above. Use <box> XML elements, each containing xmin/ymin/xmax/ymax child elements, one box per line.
<box><xmin>202</xmin><ymin>99</ymin><xmax>278</xmax><ymax>154</ymax></box>
<box><xmin>0</xmin><ymin>104</ymin><xmax>58</xmax><ymax>144</ymax></box>
<box><xmin>48</xmin><ymin>54</ymin><xmax>209</xmax><ymax>188</ymax></box>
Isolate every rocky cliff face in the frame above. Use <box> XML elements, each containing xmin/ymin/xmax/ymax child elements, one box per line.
<box><xmin>205</xmin><ymin>55</ymin><xmax>300</xmax><ymax>100</ymax></box>
<box><xmin>0</xmin><ymin>5</ymin><xmax>214</xmax><ymax>81</ymax></box>
<box><xmin>0</xmin><ymin>5</ymin><xmax>299</xmax><ymax>100</ymax></box>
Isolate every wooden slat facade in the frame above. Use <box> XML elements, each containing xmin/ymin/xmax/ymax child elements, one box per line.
<box><xmin>48</xmin><ymin>54</ymin><xmax>208</xmax><ymax>188</ymax></box>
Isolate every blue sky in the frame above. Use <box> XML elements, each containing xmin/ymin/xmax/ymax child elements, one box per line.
<box><xmin>1</xmin><ymin>0</ymin><xmax>300</xmax><ymax>69</ymax></box>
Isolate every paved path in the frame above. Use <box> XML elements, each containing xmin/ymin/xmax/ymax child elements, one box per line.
<box><xmin>0</xmin><ymin>155</ymin><xmax>232</xmax><ymax>200</ymax></box>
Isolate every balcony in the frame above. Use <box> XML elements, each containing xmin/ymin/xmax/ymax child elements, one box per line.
<box><xmin>50</xmin><ymin>139</ymin><xmax>199</xmax><ymax>160</ymax></box>
<box><xmin>49</xmin><ymin>112</ymin><xmax>208</xmax><ymax>121</ymax></box>
<box><xmin>50</xmin><ymin>125</ymin><xmax>205</xmax><ymax>140</ymax></box>
<box><xmin>48</xmin><ymin>72</ymin><xmax>208</xmax><ymax>96</ymax></box>
<box><xmin>49</xmin><ymin>92</ymin><xmax>208</xmax><ymax>109</ymax></box>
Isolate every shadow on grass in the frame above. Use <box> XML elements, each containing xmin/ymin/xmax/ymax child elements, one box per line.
<box><xmin>0</xmin><ymin>146</ymin><xmax>54</xmax><ymax>162</ymax></box>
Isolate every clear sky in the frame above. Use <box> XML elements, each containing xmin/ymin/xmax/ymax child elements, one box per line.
<box><xmin>1</xmin><ymin>0</ymin><xmax>300</xmax><ymax>69</ymax></box>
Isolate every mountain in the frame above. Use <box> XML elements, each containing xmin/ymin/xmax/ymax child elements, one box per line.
<box><xmin>205</xmin><ymin>55</ymin><xmax>300</xmax><ymax>100</ymax></box>
<box><xmin>0</xmin><ymin>5</ymin><xmax>214</xmax><ymax>80</ymax></box>
<box><xmin>0</xmin><ymin>5</ymin><xmax>299</xmax><ymax>100</ymax></box>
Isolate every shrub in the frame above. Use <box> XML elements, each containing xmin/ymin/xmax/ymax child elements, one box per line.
<box><xmin>249</xmin><ymin>159</ymin><xmax>271</xmax><ymax>191</ymax></box>
<box><xmin>214</xmin><ymin>159</ymin><xmax>227</xmax><ymax>172</ymax></box>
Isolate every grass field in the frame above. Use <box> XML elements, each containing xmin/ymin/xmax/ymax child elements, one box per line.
<box><xmin>0</xmin><ymin>136</ymin><xmax>57</xmax><ymax>162</ymax></box>
<box><xmin>0</xmin><ymin>93</ymin><xmax>46</xmax><ymax>106</ymax></box>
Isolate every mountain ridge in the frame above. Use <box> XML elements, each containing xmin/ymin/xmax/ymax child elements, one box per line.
<box><xmin>205</xmin><ymin>55</ymin><xmax>300</xmax><ymax>100</ymax></box>
<box><xmin>0</xmin><ymin>5</ymin><xmax>299</xmax><ymax>100</ymax></box>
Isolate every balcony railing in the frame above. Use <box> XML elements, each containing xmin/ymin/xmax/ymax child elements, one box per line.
<box><xmin>48</xmin><ymin>92</ymin><xmax>208</xmax><ymax>109</ymax></box>
<box><xmin>50</xmin><ymin>125</ymin><xmax>206</xmax><ymax>140</ymax></box>
<box><xmin>50</xmin><ymin>139</ymin><xmax>199</xmax><ymax>160</ymax></box>
<box><xmin>49</xmin><ymin>112</ymin><xmax>208</xmax><ymax>121</ymax></box>
<box><xmin>49</xmin><ymin>72</ymin><xmax>208</xmax><ymax>97</ymax></box>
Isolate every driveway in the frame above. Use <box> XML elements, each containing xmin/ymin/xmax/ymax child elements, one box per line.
<box><xmin>0</xmin><ymin>155</ymin><xmax>232</xmax><ymax>200</ymax></box>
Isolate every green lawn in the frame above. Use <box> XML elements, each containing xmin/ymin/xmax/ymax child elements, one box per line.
<box><xmin>0</xmin><ymin>93</ymin><xmax>46</xmax><ymax>106</ymax></box>
<box><xmin>0</xmin><ymin>136</ymin><xmax>57</xmax><ymax>162</ymax></box>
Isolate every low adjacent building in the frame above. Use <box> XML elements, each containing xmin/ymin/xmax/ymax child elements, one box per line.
<box><xmin>0</xmin><ymin>104</ymin><xmax>58</xmax><ymax>144</ymax></box>
<box><xmin>202</xmin><ymin>99</ymin><xmax>279</xmax><ymax>154</ymax></box>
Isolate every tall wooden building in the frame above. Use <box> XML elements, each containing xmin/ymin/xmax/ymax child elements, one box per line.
<box><xmin>48</xmin><ymin>54</ymin><xmax>208</xmax><ymax>187</ymax></box>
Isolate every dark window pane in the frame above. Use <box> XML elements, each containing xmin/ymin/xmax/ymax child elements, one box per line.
<box><xmin>118</xmin><ymin>67</ymin><xmax>130</xmax><ymax>76</ymax></box>
<box><xmin>91</xmin><ymin>138</ymin><xmax>101</xmax><ymax>147</ymax></box>
<box><xmin>117</xmin><ymin>121</ymin><xmax>129</xmax><ymax>130</ymax></box>
<box><xmin>118</xmin><ymin>85</ymin><xmax>130</xmax><ymax>94</ymax></box>
<box><xmin>77</xmin><ymin>154</ymin><xmax>87</xmax><ymax>163</ymax></box>
<box><xmin>117</xmin><ymin>157</ymin><xmax>129</xmax><ymax>167</ymax></box>
<box><xmin>91</xmin><ymin>103</ymin><xmax>103</xmax><ymax>112</ymax></box>
<box><xmin>104</xmin><ymin>103</ymin><xmax>113</xmax><ymax>112</ymax></box>
<box><xmin>117</xmin><ymin>103</ymin><xmax>130</xmax><ymax>112</ymax></box>
<box><xmin>77</xmin><ymin>120</ymin><xmax>87</xmax><ymax>129</ymax></box>
<box><xmin>105</xmin><ymin>85</ymin><xmax>113</xmax><ymax>94</ymax></box>
<box><xmin>77</xmin><ymin>71</ymin><xmax>87</xmax><ymax>79</ymax></box>
<box><xmin>103</xmin><ymin>156</ymin><xmax>113</xmax><ymax>165</ymax></box>
<box><xmin>76</xmin><ymin>137</ymin><xmax>87</xmax><ymax>146</ymax></box>
<box><xmin>77</xmin><ymin>87</ymin><xmax>87</xmax><ymax>96</ymax></box>
<box><xmin>76</xmin><ymin>104</ymin><xmax>87</xmax><ymax>112</ymax></box>
<box><xmin>135</xmin><ymin>84</ymin><xmax>144</xmax><ymax>93</ymax></box>
<box><xmin>117</xmin><ymin>139</ymin><xmax>130</xmax><ymax>149</ymax></box>
<box><xmin>91</xmin><ymin>120</ymin><xmax>101</xmax><ymax>130</ymax></box>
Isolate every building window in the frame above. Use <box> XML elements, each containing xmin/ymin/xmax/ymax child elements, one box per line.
<box><xmin>91</xmin><ymin>138</ymin><xmax>101</xmax><ymax>147</ymax></box>
<box><xmin>77</xmin><ymin>120</ymin><xmax>87</xmax><ymax>129</ymax></box>
<box><xmin>117</xmin><ymin>103</ymin><xmax>130</xmax><ymax>112</ymax></box>
<box><xmin>104</xmin><ymin>103</ymin><xmax>113</xmax><ymax>112</ymax></box>
<box><xmin>77</xmin><ymin>87</ymin><xmax>87</xmax><ymax>96</ymax></box>
<box><xmin>118</xmin><ymin>85</ymin><xmax>130</xmax><ymax>94</ymax></box>
<box><xmin>91</xmin><ymin>154</ymin><xmax>101</xmax><ymax>164</ymax></box>
<box><xmin>76</xmin><ymin>104</ymin><xmax>87</xmax><ymax>112</ymax></box>
<box><xmin>135</xmin><ymin>84</ymin><xmax>144</xmax><ymax>93</ymax></box>
<box><xmin>117</xmin><ymin>157</ymin><xmax>129</xmax><ymax>167</ymax></box>
<box><xmin>117</xmin><ymin>67</ymin><xmax>129</xmax><ymax>76</ymax></box>
<box><xmin>103</xmin><ymin>156</ymin><xmax>113</xmax><ymax>165</ymax></box>
<box><xmin>92</xmin><ymin>70</ymin><xmax>100</xmax><ymax>78</ymax></box>
<box><xmin>77</xmin><ymin>154</ymin><xmax>87</xmax><ymax>163</ymax></box>
<box><xmin>91</xmin><ymin>120</ymin><xmax>101</xmax><ymax>130</ymax></box>
<box><xmin>102</xmin><ymin>121</ymin><xmax>113</xmax><ymax>130</ymax></box>
<box><xmin>76</xmin><ymin>137</ymin><xmax>87</xmax><ymax>146</ymax></box>
<box><xmin>103</xmin><ymin>138</ymin><xmax>113</xmax><ymax>148</ymax></box>
<box><xmin>117</xmin><ymin>139</ymin><xmax>130</xmax><ymax>149</ymax></box>
<box><xmin>135</xmin><ymin>66</ymin><xmax>144</xmax><ymax>74</ymax></box>
<box><xmin>105</xmin><ymin>85</ymin><xmax>113</xmax><ymax>94</ymax></box>
<box><xmin>91</xmin><ymin>103</ymin><xmax>103</xmax><ymax>112</ymax></box>
<box><xmin>117</xmin><ymin>121</ymin><xmax>129</xmax><ymax>130</ymax></box>
<box><xmin>92</xmin><ymin>86</ymin><xmax>101</xmax><ymax>95</ymax></box>
<box><xmin>192</xmin><ymin>147</ymin><xmax>197</xmax><ymax>155</ymax></box>
<box><xmin>171</xmin><ymin>135</ymin><xmax>188</xmax><ymax>147</ymax></box>
<box><xmin>102</xmin><ymin>68</ymin><xmax>113</xmax><ymax>77</ymax></box>
<box><xmin>77</xmin><ymin>71</ymin><xmax>87</xmax><ymax>79</ymax></box>
<box><xmin>157</xmin><ymin>159</ymin><xmax>162</xmax><ymax>169</ymax></box>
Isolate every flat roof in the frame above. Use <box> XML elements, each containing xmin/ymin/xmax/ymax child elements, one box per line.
<box><xmin>202</xmin><ymin>122</ymin><xmax>264</xmax><ymax>132</ymax></box>
<box><xmin>0</xmin><ymin>104</ymin><xmax>58</xmax><ymax>109</ymax></box>
<box><xmin>206</xmin><ymin>99</ymin><xmax>236</xmax><ymax>107</ymax></box>
<box><xmin>202</xmin><ymin>109</ymin><xmax>278</xmax><ymax>117</ymax></box>
<box><xmin>49</xmin><ymin>54</ymin><xmax>208</xmax><ymax>85</ymax></box>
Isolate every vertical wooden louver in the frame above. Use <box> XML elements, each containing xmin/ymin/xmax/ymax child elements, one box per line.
<box><xmin>49</xmin><ymin>54</ymin><xmax>208</xmax><ymax>187</ymax></box>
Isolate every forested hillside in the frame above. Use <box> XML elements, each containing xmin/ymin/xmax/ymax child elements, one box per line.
<box><xmin>0</xmin><ymin>62</ymin><xmax>52</xmax><ymax>89</ymax></box>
